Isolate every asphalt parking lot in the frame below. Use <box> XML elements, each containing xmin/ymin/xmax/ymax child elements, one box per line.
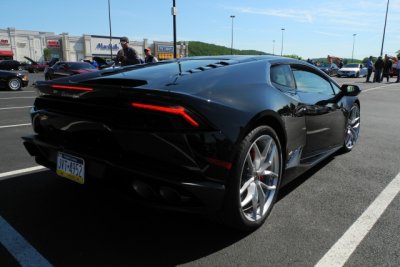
<box><xmin>0</xmin><ymin>72</ymin><xmax>400</xmax><ymax>266</ymax></box>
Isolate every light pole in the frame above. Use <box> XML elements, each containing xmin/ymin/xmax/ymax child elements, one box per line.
<box><xmin>380</xmin><ymin>0</ymin><xmax>390</xmax><ymax>56</ymax></box>
<box><xmin>172</xmin><ymin>0</ymin><xmax>177</xmax><ymax>58</ymax></box>
<box><xmin>351</xmin><ymin>34</ymin><xmax>356</xmax><ymax>62</ymax></box>
<box><xmin>280</xmin><ymin>28</ymin><xmax>285</xmax><ymax>56</ymax></box>
<box><xmin>108</xmin><ymin>0</ymin><xmax>113</xmax><ymax>60</ymax></box>
<box><xmin>272</xmin><ymin>40</ymin><xmax>275</xmax><ymax>55</ymax></box>
<box><xmin>230</xmin><ymin>15</ymin><xmax>235</xmax><ymax>55</ymax></box>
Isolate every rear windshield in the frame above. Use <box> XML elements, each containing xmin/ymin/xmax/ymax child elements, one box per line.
<box><xmin>344</xmin><ymin>64</ymin><xmax>359</xmax><ymax>68</ymax></box>
<box><xmin>70</xmin><ymin>63</ymin><xmax>96</xmax><ymax>70</ymax></box>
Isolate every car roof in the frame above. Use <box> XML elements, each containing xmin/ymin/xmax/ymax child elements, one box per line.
<box><xmin>56</xmin><ymin>61</ymin><xmax>91</xmax><ymax>64</ymax></box>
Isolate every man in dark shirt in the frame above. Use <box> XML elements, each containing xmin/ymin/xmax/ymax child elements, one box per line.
<box><xmin>373</xmin><ymin>56</ymin><xmax>384</xmax><ymax>83</ymax></box>
<box><xmin>116</xmin><ymin>36</ymin><xmax>140</xmax><ymax>66</ymax></box>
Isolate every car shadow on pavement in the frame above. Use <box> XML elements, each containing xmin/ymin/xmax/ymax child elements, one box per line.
<box><xmin>277</xmin><ymin>156</ymin><xmax>335</xmax><ymax>202</ymax></box>
<box><xmin>0</xmin><ymin>170</ymin><xmax>247</xmax><ymax>266</ymax></box>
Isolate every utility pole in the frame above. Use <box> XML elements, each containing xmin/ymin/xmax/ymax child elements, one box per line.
<box><xmin>351</xmin><ymin>34</ymin><xmax>356</xmax><ymax>62</ymax></box>
<box><xmin>281</xmin><ymin>28</ymin><xmax>285</xmax><ymax>56</ymax></box>
<box><xmin>272</xmin><ymin>40</ymin><xmax>275</xmax><ymax>55</ymax></box>
<box><xmin>380</xmin><ymin>0</ymin><xmax>390</xmax><ymax>56</ymax></box>
<box><xmin>230</xmin><ymin>15</ymin><xmax>235</xmax><ymax>55</ymax></box>
<box><xmin>108</xmin><ymin>0</ymin><xmax>113</xmax><ymax>60</ymax></box>
<box><xmin>172</xmin><ymin>0</ymin><xmax>177</xmax><ymax>58</ymax></box>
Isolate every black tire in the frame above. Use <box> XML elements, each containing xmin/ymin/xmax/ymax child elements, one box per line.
<box><xmin>221</xmin><ymin>125</ymin><xmax>282</xmax><ymax>231</ymax></box>
<box><xmin>8</xmin><ymin>78</ymin><xmax>22</xmax><ymax>91</ymax></box>
<box><xmin>343</xmin><ymin>103</ymin><xmax>360</xmax><ymax>152</ymax></box>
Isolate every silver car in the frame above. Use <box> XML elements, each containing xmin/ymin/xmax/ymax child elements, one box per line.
<box><xmin>337</xmin><ymin>63</ymin><xmax>368</xmax><ymax>78</ymax></box>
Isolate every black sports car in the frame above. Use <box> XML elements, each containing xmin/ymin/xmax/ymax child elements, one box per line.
<box><xmin>22</xmin><ymin>56</ymin><xmax>361</xmax><ymax>231</ymax></box>
<box><xmin>0</xmin><ymin>70</ymin><xmax>29</xmax><ymax>90</ymax></box>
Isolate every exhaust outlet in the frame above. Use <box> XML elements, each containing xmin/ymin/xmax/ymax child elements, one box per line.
<box><xmin>131</xmin><ymin>180</ymin><xmax>156</xmax><ymax>199</ymax></box>
<box><xmin>159</xmin><ymin>186</ymin><xmax>182</xmax><ymax>203</ymax></box>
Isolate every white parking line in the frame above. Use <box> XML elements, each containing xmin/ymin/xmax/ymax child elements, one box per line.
<box><xmin>0</xmin><ymin>166</ymin><xmax>52</xmax><ymax>266</ymax></box>
<box><xmin>0</xmin><ymin>216</ymin><xmax>53</xmax><ymax>267</ymax></box>
<box><xmin>0</xmin><ymin>97</ymin><xmax>36</xmax><ymax>100</ymax></box>
<box><xmin>0</xmin><ymin>106</ymin><xmax>32</xmax><ymax>110</ymax></box>
<box><xmin>315</xmin><ymin>172</ymin><xmax>400</xmax><ymax>267</ymax></box>
<box><xmin>0</xmin><ymin>166</ymin><xmax>46</xmax><ymax>181</ymax></box>
<box><xmin>0</xmin><ymin>123</ymin><xmax>31</xmax><ymax>129</ymax></box>
<box><xmin>0</xmin><ymin>91</ymin><xmax>36</xmax><ymax>93</ymax></box>
<box><xmin>363</xmin><ymin>83</ymin><xmax>399</xmax><ymax>93</ymax></box>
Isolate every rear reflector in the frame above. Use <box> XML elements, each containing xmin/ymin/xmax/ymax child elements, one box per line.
<box><xmin>206</xmin><ymin>157</ymin><xmax>232</xmax><ymax>170</ymax></box>
<box><xmin>131</xmin><ymin>102</ymin><xmax>199</xmax><ymax>127</ymax></box>
<box><xmin>50</xmin><ymin>84</ymin><xmax>93</xmax><ymax>91</ymax></box>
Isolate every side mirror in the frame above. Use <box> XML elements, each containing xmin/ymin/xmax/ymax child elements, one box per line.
<box><xmin>341</xmin><ymin>84</ymin><xmax>361</xmax><ymax>96</ymax></box>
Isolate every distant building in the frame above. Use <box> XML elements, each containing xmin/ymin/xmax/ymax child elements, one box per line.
<box><xmin>0</xmin><ymin>27</ymin><xmax>189</xmax><ymax>62</ymax></box>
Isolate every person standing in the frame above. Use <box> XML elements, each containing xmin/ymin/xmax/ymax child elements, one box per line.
<box><xmin>396</xmin><ymin>55</ymin><xmax>400</xmax><ymax>83</ymax></box>
<box><xmin>91</xmin><ymin>59</ymin><xmax>98</xmax><ymax>69</ymax></box>
<box><xmin>116</xmin><ymin>36</ymin><xmax>140</xmax><ymax>66</ymax></box>
<box><xmin>373</xmin><ymin>56</ymin><xmax>384</xmax><ymax>83</ymax></box>
<box><xmin>382</xmin><ymin>55</ymin><xmax>393</xmax><ymax>83</ymax></box>
<box><xmin>144</xmin><ymin>48</ymin><xmax>158</xmax><ymax>63</ymax></box>
<box><xmin>365</xmin><ymin>56</ymin><xmax>374</xmax><ymax>82</ymax></box>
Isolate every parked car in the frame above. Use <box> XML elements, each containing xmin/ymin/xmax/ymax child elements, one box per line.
<box><xmin>337</xmin><ymin>63</ymin><xmax>368</xmax><ymax>77</ymax></box>
<box><xmin>93</xmin><ymin>57</ymin><xmax>115</xmax><ymax>69</ymax></box>
<box><xmin>23</xmin><ymin>56</ymin><xmax>48</xmax><ymax>73</ymax></box>
<box><xmin>23</xmin><ymin>56</ymin><xmax>361</xmax><ymax>231</ymax></box>
<box><xmin>44</xmin><ymin>61</ymin><xmax>99</xmax><ymax>80</ymax></box>
<box><xmin>47</xmin><ymin>58</ymin><xmax>59</xmax><ymax>67</ymax></box>
<box><xmin>0</xmin><ymin>70</ymin><xmax>29</xmax><ymax>90</ymax></box>
<box><xmin>317</xmin><ymin>63</ymin><xmax>339</xmax><ymax>76</ymax></box>
<box><xmin>0</xmin><ymin>60</ymin><xmax>23</xmax><ymax>71</ymax></box>
<box><xmin>389</xmin><ymin>61</ymin><xmax>398</xmax><ymax>77</ymax></box>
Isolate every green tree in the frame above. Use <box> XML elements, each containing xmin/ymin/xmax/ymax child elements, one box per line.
<box><xmin>188</xmin><ymin>41</ymin><xmax>269</xmax><ymax>56</ymax></box>
<box><xmin>43</xmin><ymin>48</ymin><xmax>51</xmax><ymax>61</ymax></box>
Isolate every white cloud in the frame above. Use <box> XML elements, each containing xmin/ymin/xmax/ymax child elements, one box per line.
<box><xmin>229</xmin><ymin>7</ymin><xmax>314</xmax><ymax>23</ymax></box>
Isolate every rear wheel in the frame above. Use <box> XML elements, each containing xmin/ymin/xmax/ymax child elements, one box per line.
<box><xmin>8</xmin><ymin>78</ymin><xmax>22</xmax><ymax>91</ymax></box>
<box><xmin>222</xmin><ymin>126</ymin><xmax>282</xmax><ymax>231</ymax></box>
<box><xmin>343</xmin><ymin>103</ymin><xmax>360</xmax><ymax>152</ymax></box>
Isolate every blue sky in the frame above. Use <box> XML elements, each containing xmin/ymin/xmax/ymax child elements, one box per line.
<box><xmin>3</xmin><ymin>0</ymin><xmax>400</xmax><ymax>59</ymax></box>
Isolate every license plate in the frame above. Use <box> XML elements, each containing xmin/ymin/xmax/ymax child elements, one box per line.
<box><xmin>56</xmin><ymin>152</ymin><xmax>85</xmax><ymax>184</ymax></box>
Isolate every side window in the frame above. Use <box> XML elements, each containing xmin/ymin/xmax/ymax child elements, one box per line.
<box><xmin>292</xmin><ymin>68</ymin><xmax>334</xmax><ymax>95</ymax></box>
<box><xmin>270</xmin><ymin>65</ymin><xmax>295</xmax><ymax>89</ymax></box>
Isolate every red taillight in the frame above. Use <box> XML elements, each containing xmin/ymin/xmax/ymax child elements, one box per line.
<box><xmin>131</xmin><ymin>102</ymin><xmax>200</xmax><ymax>127</ymax></box>
<box><xmin>206</xmin><ymin>157</ymin><xmax>232</xmax><ymax>170</ymax></box>
<box><xmin>50</xmin><ymin>84</ymin><xmax>93</xmax><ymax>91</ymax></box>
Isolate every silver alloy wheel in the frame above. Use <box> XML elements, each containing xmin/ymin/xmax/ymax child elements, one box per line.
<box><xmin>344</xmin><ymin>104</ymin><xmax>360</xmax><ymax>150</ymax></box>
<box><xmin>8</xmin><ymin>78</ymin><xmax>21</xmax><ymax>91</ymax></box>
<box><xmin>239</xmin><ymin>134</ymin><xmax>280</xmax><ymax>222</ymax></box>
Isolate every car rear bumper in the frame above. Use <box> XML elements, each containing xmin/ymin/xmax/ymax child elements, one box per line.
<box><xmin>22</xmin><ymin>134</ymin><xmax>226</xmax><ymax>213</ymax></box>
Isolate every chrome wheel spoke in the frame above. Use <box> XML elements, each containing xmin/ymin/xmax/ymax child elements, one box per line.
<box><xmin>241</xmin><ymin>182</ymin><xmax>256</xmax><ymax>207</ymax></box>
<box><xmin>261</xmin><ymin>182</ymin><xmax>276</xmax><ymax>190</ymax></box>
<box><xmin>251</xmin><ymin>183</ymin><xmax>259</xmax><ymax>219</ymax></box>
<box><xmin>240</xmin><ymin>177</ymin><xmax>255</xmax><ymax>195</ymax></box>
<box><xmin>251</xmin><ymin>143</ymin><xmax>262</xmax><ymax>170</ymax></box>
<box><xmin>350</xmin><ymin>116</ymin><xmax>360</xmax><ymax>126</ymax></box>
<box><xmin>246</xmin><ymin>153</ymin><xmax>255</xmax><ymax>173</ymax></box>
<box><xmin>259</xmin><ymin>141</ymin><xmax>275</xmax><ymax>172</ymax></box>
<box><xmin>256</xmin><ymin>181</ymin><xmax>266</xmax><ymax>216</ymax></box>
